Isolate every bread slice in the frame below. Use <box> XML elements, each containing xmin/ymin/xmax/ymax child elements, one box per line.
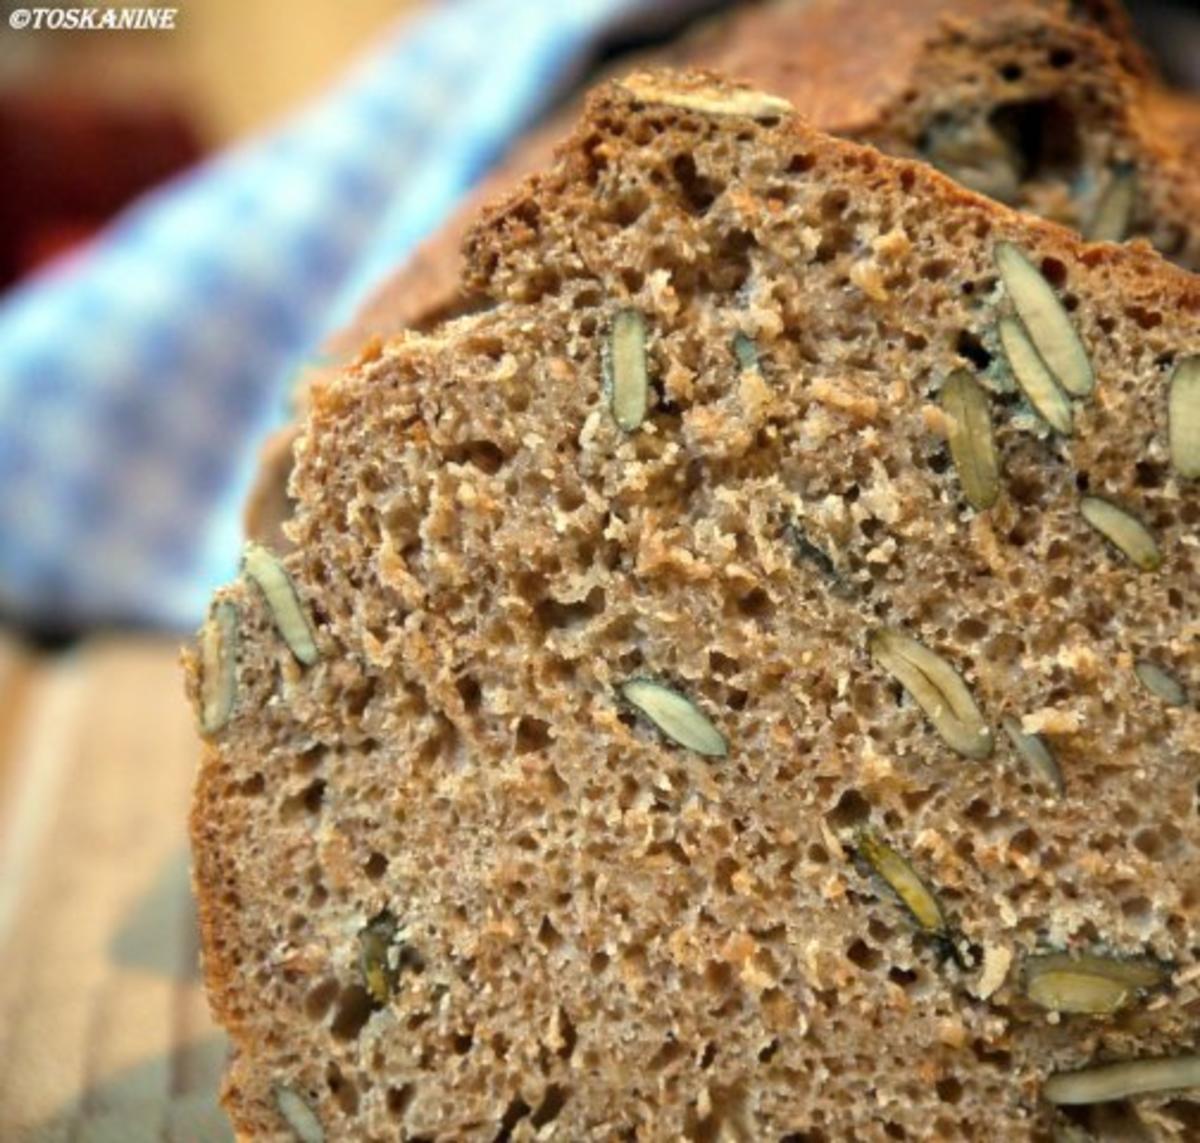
<box><xmin>192</xmin><ymin>70</ymin><xmax>1200</xmax><ymax>1140</ymax></box>
<box><xmin>244</xmin><ymin>0</ymin><xmax>1200</xmax><ymax>549</ymax></box>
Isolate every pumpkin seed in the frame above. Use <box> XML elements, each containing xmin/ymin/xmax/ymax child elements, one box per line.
<box><xmin>608</xmin><ymin>309</ymin><xmax>649</xmax><ymax>432</ymax></box>
<box><xmin>359</xmin><ymin>911</ymin><xmax>399</xmax><ymax>1006</ymax></box>
<box><xmin>274</xmin><ymin>1086</ymin><xmax>324</xmax><ymax>1142</ymax></box>
<box><xmin>1024</xmin><ymin>953</ymin><xmax>1167</xmax><ymax>1014</ymax></box>
<box><xmin>995</xmin><ymin>242</ymin><xmax>1094</xmax><ymax>396</ymax></box>
<box><xmin>243</xmin><ymin>543</ymin><xmax>319</xmax><ymax>665</ymax></box>
<box><xmin>620</xmin><ymin>75</ymin><xmax>793</xmax><ymax>121</ymax></box>
<box><xmin>1079</xmin><ymin>497</ymin><xmax>1162</xmax><ymax>571</ymax></box>
<box><xmin>1084</xmin><ymin>165</ymin><xmax>1137</xmax><ymax>244</ymax></box>
<box><xmin>998</xmin><ymin>316</ymin><xmax>1074</xmax><ymax>434</ymax></box>
<box><xmin>620</xmin><ymin>679</ymin><xmax>727</xmax><ymax>757</ymax></box>
<box><xmin>733</xmin><ymin>332</ymin><xmax>759</xmax><ymax>372</ymax></box>
<box><xmin>1134</xmin><ymin>660</ymin><xmax>1186</xmax><ymax>706</ymax></box>
<box><xmin>199</xmin><ymin>600</ymin><xmax>239</xmax><ymax>735</ymax></box>
<box><xmin>941</xmin><ymin>369</ymin><xmax>1000</xmax><ymax>510</ymax></box>
<box><xmin>1168</xmin><ymin>355</ymin><xmax>1200</xmax><ymax>478</ymax></box>
<box><xmin>1001</xmin><ymin>717</ymin><xmax>1063</xmax><ymax>795</ymax></box>
<box><xmin>868</xmin><ymin>628</ymin><xmax>993</xmax><ymax>759</ymax></box>
<box><xmin>1043</xmin><ymin>1054</ymin><xmax>1200</xmax><ymax>1105</ymax></box>
<box><xmin>856</xmin><ymin>827</ymin><xmax>947</xmax><ymax>934</ymax></box>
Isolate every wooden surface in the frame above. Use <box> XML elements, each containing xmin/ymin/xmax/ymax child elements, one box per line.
<box><xmin>0</xmin><ymin>636</ymin><xmax>232</xmax><ymax>1142</ymax></box>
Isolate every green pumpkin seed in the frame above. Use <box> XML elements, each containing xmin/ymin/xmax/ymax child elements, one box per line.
<box><xmin>1134</xmin><ymin>660</ymin><xmax>1187</xmax><ymax>706</ymax></box>
<box><xmin>274</xmin><ymin>1086</ymin><xmax>324</xmax><ymax>1142</ymax></box>
<box><xmin>1001</xmin><ymin>717</ymin><xmax>1063</xmax><ymax>795</ymax></box>
<box><xmin>998</xmin><ymin>316</ymin><xmax>1074</xmax><ymax>434</ymax></box>
<box><xmin>995</xmin><ymin>242</ymin><xmax>1093</xmax><ymax>396</ymax></box>
<box><xmin>243</xmin><ymin>543</ymin><xmax>319</xmax><ymax>665</ymax></box>
<box><xmin>199</xmin><ymin>599</ymin><xmax>239</xmax><ymax>735</ymax></box>
<box><xmin>1024</xmin><ymin>953</ymin><xmax>1166</xmax><ymax>1015</ymax></box>
<box><xmin>359</xmin><ymin>911</ymin><xmax>399</xmax><ymax>1006</ymax></box>
<box><xmin>1168</xmin><ymin>355</ymin><xmax>1200</xmax><ymax>479</ymax></box>
<box><xmin>1080</xmin><ymin>497</ymin><xmax>1161</xmax><ymax>571</ymax></box>
<box><xmin>733</xmin><ymin>332</ymin><xmax>759</xmax><ymax>373</ymax></box>
<box><xmin>1084</xmin><ymin>165</ymin><xmax>1137</xmax><ymax>244</ymax></box>
<box><xmin>941</xmin><ymin>369</ymin><xmax>1000</xmax><ymax>510</ymax></box>
<box><xmin>1043</xmin><ymin>1055</ymin><xmax>1200</xmax><ymax>1105</ymax></box>
<box><xmin>608</xmin><ymin>309</ymin><xmax>649</xmax><ymax>432</ymax></box>
<box><xmin>856</xmin><ymin>827</ymin><xmax>947</xmax><ymax>934</ymax></box>
<box><xmin>868</xmin><ymin>628</ymin><xmax>993</xmax><ymax>759</ymax></box>
<box><xmin>620</xmin><ymin>679</ymin><xmax>727</xmax><ymax>757</ymax></box>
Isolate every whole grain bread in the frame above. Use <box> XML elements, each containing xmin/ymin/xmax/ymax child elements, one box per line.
<box><xmin>190</xmin><ymin>70</ymin><xmax>1200</xmax><ymax>1140</ymax></box>
<box><xmin>244</xmin><ymin>0</ymin><xmax>1200</xmax><ymax>549</ymax></box>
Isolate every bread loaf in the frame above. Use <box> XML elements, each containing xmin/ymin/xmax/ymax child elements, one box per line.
<box><xmin>244</xmin><ymin>0</ymin><xmax>1200</xmax><ymax>549</ymax></box>
<box><xmin>684</xmin><ymin>0</ymin><xmax>1198</xmax><ymax>262</ymax></box>
<box><xmin>190</xmin><ymin>70</ymin><xmax>1200</xmax><ymax>1139</ymax></box>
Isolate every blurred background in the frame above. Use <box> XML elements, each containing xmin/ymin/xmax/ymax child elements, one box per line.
<box><xmin>0</xmin><ymin>1</ymin><xmax>1197</xmax><ymax>1140</ymax></box>
<box><xmin>0</xmin><ymin>0</ymin><xmax>405</xmax><ymax>291</ymax></box>
<box><xmin>1</xmin><ymin>0</ymin><xmax>1196</xmax><ymax>301</ymax></box>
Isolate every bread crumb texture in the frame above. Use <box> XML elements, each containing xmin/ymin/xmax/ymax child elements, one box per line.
<box><xmin>189</xmin><ymin>72</ymin><xmax>1200</xmax><ymax>1141</ymax></box>
<box><xmin>243</xmin><ymin>0</ymin><xmax>1200</xmax><ymax>551</ymax></box>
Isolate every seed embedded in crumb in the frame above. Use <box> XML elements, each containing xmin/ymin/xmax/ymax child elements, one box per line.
<box><xmin>1023</xmin><ymin>953</ymin><xmax>1167</xmax><ymax>1015</ymax></box>
<box><xmin>243</xmin><ymin>543</ymin><xmax>320</xmax><ymax>665</ymax></box>
<box><xmin>608</xmin><ymin>308</ymin><xmax>649</xmax><ymax>432</ymax></box>
<box><xmin>199</xmin><ymin>599</ymin><xmax>239</xmax><ymax>735</ymax></box>
<box><xmin>998</xmin><ymin>316</ymin><xmax>1074</xmax><ymax>434</ymax></box>
<box><xmin>733</xmin><ymin>332</ymin><xmax>760</xmax><ymax>373</ymax></box>
<box><xmin>619</xmin><ymin>74</ymin><xmax>793</xmax><ymax>120</ymax></box>
<box><xmin>784</xmin><ymin>521</ymin><xmax>848</xmax><ymax>594</ymax></box>
<box><xmin>620</xmin><ymin>679</ymin><xmax>727</xmax><ymax>757</ymax></box>
<box><xmin>1168</xmin><ymin>355</ymin><xmax>1200</xmax><ymax>479</ymax></box>
<box><xmin>868</xmin><ymin>628</ymin><xmax>993</xmax><ymax>759</ymax></box>
<box><xmin>1000</xmin><ymin>717</ymin><xmax>1063</xmax><ymax>795</ymax></box>
<box><xmin>994</xmin><ymin>242</ymin><xmax>1094</xmax><ymax>397</ymax></box>
<box><xmin>1043</xmin><ymin>1054</ymin><xmax>1200</xmax><ymax>1105</ymax></box>
<box><xmin>274</xmin><ymin>1086</ymin><xmax>325</xmax><ymax>1142</ymax></box>
<box><xmin>1134</xmin><ymin>660</ymin><xmax>1187</xmax><ymax>706</ymax></box>
<box><xmin>1079</xmin><ymin>496</ymin><xmax>1162</xmax><ymax>571</ymax></box>
<box><xmin>855</xmin><ymin>827</ymin><xmax>947</xmax><ymax>935</ymax></box>
<box><xmin>359</xmin><ymin>911</ymin><xmax>399</xmax><ymax>1007</ymax></box>
<box><xmin>940</xmin><ymin>369</ymin><xmax>1000</xmax><ymax>510</ymax></box>
<box><xmin>1084</xmin><ymin>165</ymin><xmax>1137</xmax><ymax>244</ymax></box>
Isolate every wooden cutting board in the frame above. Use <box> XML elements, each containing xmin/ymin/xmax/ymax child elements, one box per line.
<box><xmin>0</xmin><ymin>636</ymin><xmax>232</xmax><ymax>1142</ymax></box>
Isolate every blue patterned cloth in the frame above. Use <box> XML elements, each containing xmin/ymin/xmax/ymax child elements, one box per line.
<box><xmin>0</xmin><ymin>0</ymin><xmax>712</xmax><ymax>630</ymax></box>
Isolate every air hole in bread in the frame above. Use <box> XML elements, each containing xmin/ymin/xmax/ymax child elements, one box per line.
<box><xmin>280</xmin><ymin>779</ymin><xmax>326</xmax><ymax>822</ymax></box>
<box><xmin>304</xmin><ymin>977</ymin><xmax>339</xmax><ymax>1021</ymax></box>
<box><xmin>327</xmin><ymin>1062</ymin><xmax>359</xmax><ymax>1116</ymax></box>
<box><xmin>386</xmin><ymin>1084</ymin><xmax>415</xmax><ymax>1119</ymax></box>
<box><xmin>530</xmin><ymin>1084</ymin><xmax>569</xmax><ymax>1128</ymax></box>
<box><xmin>330</xmin><ymin>985</ymin><xmax>373</xmax><ymax>1041</ymax></box>
<box><xmin>846</xmin><ymin>938</ymin><xmax>880</xmax><ymax>971</ymax></box>
<box><xmin>826</xmin><ymin>788</ymin><xmax>871</xmax><ymax>830</ymax></box>
<box><xmin>988</xmin><ymin>97</ymin><xmax>1082</xmax><ymax>183</ymax></box>
<box><xmin>672</xmin><ymin>153</ymin><xmax>724</xmax><ymax>214</ymax></box>
<box><xmin>455</xmin><ymin>675</ymin><xmax>482</xmax><ymax>712</ymax></box>
<box><xmin>496</xmin><ymin>1096</ymin><xmax>532</xmax><ymax>1141</ymax></box>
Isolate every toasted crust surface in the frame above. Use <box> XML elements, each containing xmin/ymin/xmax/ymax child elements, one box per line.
<box><xmin>194</xmin><ymin>70</ymin><xmax>1200</xmax><ymax>1140</ymax></box>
